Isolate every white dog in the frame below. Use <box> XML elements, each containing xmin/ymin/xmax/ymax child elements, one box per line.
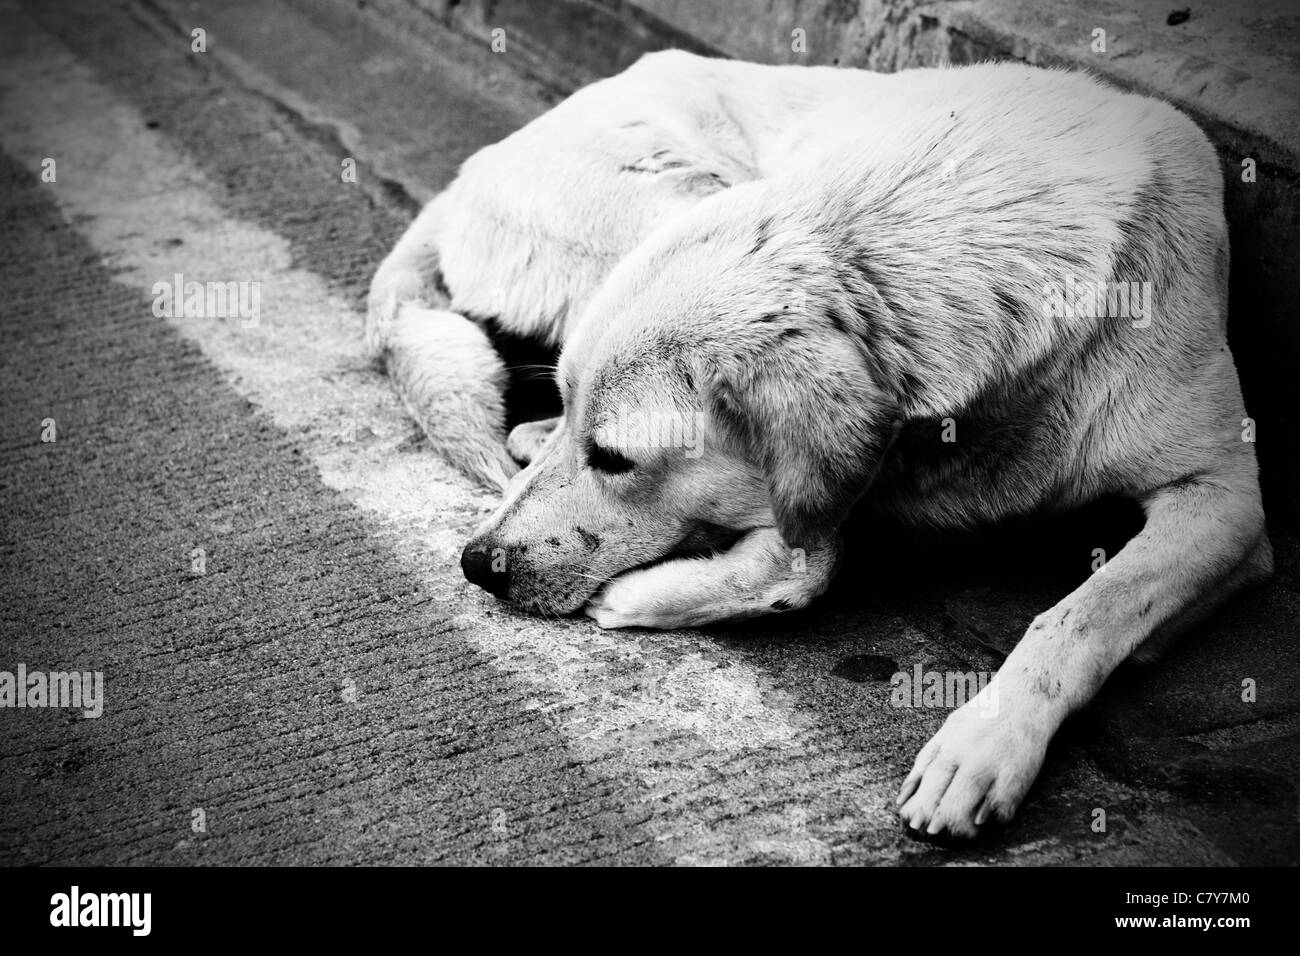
<box><xmin>367</xmin><ymin>52</ymin><xmax>1271</xmax><ymax>840</ymax></box>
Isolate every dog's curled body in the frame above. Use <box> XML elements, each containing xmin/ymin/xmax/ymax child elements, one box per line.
<box><xmin>370</xmin><ymin>52</ymin><xmax>1270</xmax><ymax>840</ymax></box>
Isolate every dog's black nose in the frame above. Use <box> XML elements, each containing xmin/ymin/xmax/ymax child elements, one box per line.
<box><xmin>461</xmin><ymin>541</ymin><xmax>510</xmax><ymax>598</ymax></box>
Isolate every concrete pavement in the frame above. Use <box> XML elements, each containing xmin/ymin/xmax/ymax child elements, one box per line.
<box><xmin>0</xmin><ymin>0</ymin><xmax>1296</xmax><ymax>865</ymax></box>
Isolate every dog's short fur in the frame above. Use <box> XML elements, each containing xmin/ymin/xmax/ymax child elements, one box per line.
<box><xmin>368</xmin><ymin>52</ymin><xmax>1271</xmax><ymax>839</ymax></box>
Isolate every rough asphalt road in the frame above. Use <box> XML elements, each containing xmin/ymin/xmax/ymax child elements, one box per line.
<box><xmin>1</xmin><ymin>0</ymin><xmax>1297</xmax><ymax>865</ymax></box>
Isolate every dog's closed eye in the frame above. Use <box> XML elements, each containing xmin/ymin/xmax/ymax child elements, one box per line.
<box><xmin>586</xmin><ymin>441</ymin><xmax>635</xmax><ymax>474</ymax></box>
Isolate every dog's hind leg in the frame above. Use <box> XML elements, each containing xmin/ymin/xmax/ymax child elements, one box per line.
<box><xmin>897</xmin><ymin>467</ymin><xmax>1269</xmax><ymax>840</ymax></box>
<box><xmin>585</xmin><ymin>528</ymin><xmax>841</xmax><ymax>629</ymax></box>
<box><xmin>367</xmin><ymin>196</ymin><xmax>448</xmax><ymax>357</ymax></box>
<box><xmin>385</xmin><ymin>304</ymin><xmax>518</xmax><ymax>490</ymax></box>
<box><xmin>367</xmin><ymin>195</ymin><xmax>522</xmax><ymax>490</ymax></box>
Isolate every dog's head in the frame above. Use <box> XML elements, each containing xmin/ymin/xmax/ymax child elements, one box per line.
<box><xmin>461</xmin><ymin>185</ymin><xmax>899</xmax><ymax>614</ymax></box>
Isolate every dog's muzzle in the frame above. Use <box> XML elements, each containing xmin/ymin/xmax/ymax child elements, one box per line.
<box><xmin>460</xmin><ymin>540</ymin><xmax>510</xmax><ymax>598</ymax></box>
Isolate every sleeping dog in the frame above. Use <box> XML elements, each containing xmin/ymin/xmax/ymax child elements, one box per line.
<box><xmin>367</xmin><ymin>52</ymin><xmax>1271</xmax><ymax>840</ymax></box>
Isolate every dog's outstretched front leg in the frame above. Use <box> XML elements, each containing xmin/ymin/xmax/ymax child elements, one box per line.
<box><xmin>897</xmin><ymin>473</ymin><xmax>1270</xmax><ymax>840</ymax></box>
<box><xmin>585</xmin><ymin>527</ymin><xmax>841</xmax><ymax>629</ymax></box>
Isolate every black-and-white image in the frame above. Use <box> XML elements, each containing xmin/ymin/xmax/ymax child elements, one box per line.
<box><xmin>1</xmin><ymin>0</ymin><xmax>1296</xmax><ymax>885</ymax></box>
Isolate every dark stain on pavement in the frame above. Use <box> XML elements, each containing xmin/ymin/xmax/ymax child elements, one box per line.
<box><xmin>831</xmin><ymin>655</ymin><xmax>898</xmax><ymax>683</ymax></box>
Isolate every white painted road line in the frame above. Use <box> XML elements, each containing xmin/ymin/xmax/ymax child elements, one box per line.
<box><xmin>0</xmin><ymin>2</ymin><xmax>896</xmax><ymax>863</ymax></box>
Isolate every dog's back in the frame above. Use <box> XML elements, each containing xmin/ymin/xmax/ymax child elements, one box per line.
<box><xmin>752</xmin><ymin>63</ymin><xmax>1241</xmax><ymax>526</ymax></box>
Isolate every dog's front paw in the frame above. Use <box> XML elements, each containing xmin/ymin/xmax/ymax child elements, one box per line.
<box><xmin>896</xmin><ymin>690</ymin><xmax>1051</xmax><ymax>841</ymax></box>
<box><xmin>583</xmin><ymin>569</ymin><xmax>690</xmax><ymax>629</ymax></box>
<box><xmin>583</xmin><ymin>590</ymin><xmax>641</xmax><ymax>629</ymax></box>
<box><xmin>584</xmin><ymin>560</ymin><xmax>750</xmax><ymax>629</ymax></box>
<box><xmin>583</xmin><ymin>530</ymin><xmax>839</xmax><ymax>630</ymax></box>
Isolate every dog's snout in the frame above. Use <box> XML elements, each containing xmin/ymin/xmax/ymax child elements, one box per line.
<box><xmin>461</xmin><ymin>540</ymin><xmax>511</xmax><ymax>598</ymax></box>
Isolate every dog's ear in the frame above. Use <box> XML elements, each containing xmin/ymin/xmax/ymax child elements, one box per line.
<box><xmin>708</xmin><ymin>327</ymin><xmax>898</xmax><ymax>548</ymax></box>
